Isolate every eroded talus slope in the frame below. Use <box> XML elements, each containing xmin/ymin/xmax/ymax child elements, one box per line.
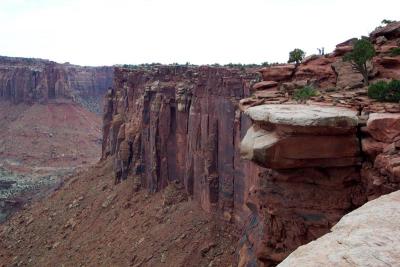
<box><xmin>0</xmin><ymin>160</ymin><xmax>239</xmax><ymax>267</ymax></box>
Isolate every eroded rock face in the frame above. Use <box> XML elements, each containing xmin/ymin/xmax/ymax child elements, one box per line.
<box><xmin>0</xmin><ymin>56</ymin><xmax>113</xmax><ymax>105</ymax></box>
<box><xmin>238</xmin><ymin>104</ymin><xmax>365</xmax><ymax>265</ymax></box>
<box><xmin>370</xmin><ymin>21</ymin><xmax>400</xmax><ymax>39</ymax></box>
<box><xmin>259</xmin><ymin>64</ymin><xmax>295</xmax><ymax>82</ymax></box>
<box><xmin>102</xmin><ymin>66</ymin><xmax>262</xmax><ymax>218</ymax></box>
<box><xmin>366</xmin><ymin>113</ymin><xmax>400</xmax><ymax>142</ymax></box>
<box><xmin>278</xmin><ymin>190</ymin><xmax>400</xmax><ymax>267</ymax></box>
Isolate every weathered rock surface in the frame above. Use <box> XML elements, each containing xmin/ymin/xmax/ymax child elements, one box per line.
<box><xmin>102</xmin><ymin>66</ymin><xmax>262</xmax><ymax>217</ymax></box>
<box><xmin>279</xmin><ymin>190</ymin><xmax>400</xmax><ymax>267</ymax></box>
<box><xmin>370</xmin><ymin>21</ymin><xmax>400</xmax><ymax>39</ymax></box>
<box><xmin>238</xmin><ymin>104</ymin><xmax>364</xmax><ymax>265</ymax></box>
<box><xmin>252</xmin><ymin>81</ymin><xmax>278</xmax><ymax>90</ymax></box>
<box><xmin>332</xmin><ymin>60</ymin><xmax>365</xmax><ymax>89</ymax></box>
<box><xmin>242</xmin><ymin>105</ymin><xmax>360</xmax><ymax>169</ymax></box>
<box><xmin>244</xmin><ymin>104</ymin><xmax>358</xmax><ymax>127</ymax></box>
<box><xmin>0</xmin><ymin>56</ymin><xmax>113</xmax><ymax>106</ymax></box>
<box><xmin>259</xmin><ymin>64</ymin><xmax>295</xmax><ymax>82</ymax></box>
<box><xmin>294</xmin><ymin>56</ymin><xmax>336</xmax><ymax>88</ymax></box>
<box><xmin>366</xmin><ymin>113</ymin><xmax>400</xmax><ymax>142</ymax></box>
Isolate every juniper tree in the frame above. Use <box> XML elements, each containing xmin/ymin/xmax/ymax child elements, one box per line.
<box><xmin>343</xmin><ymin>38</ymin><xmax>375</xmax><ymax>86</ymax></box>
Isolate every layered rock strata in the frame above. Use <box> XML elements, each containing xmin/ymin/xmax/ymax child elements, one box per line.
<box><xmin>102</xmin><ymin>66</ymin><xmax>262</xmax><ymax>218</ymax></box>
<box><xmin>0</xmin><ymin>56</ymin><xmax>113</xmax><ymax>105</ymax></box>
<box><xmin>102</xmin><ymin>21</ymin><xmax>400</xmax><ymax>266</ymax></box>
<box><xmin>238</xmin><ymin>104</ymin><xmax>366</xmax><ymax>266</ymax></box>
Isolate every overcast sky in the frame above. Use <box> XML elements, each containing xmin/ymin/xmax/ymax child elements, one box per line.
<box><xmin>0</xmin><ymin>0</ymin><xmax>399</xmax><ymax>66</ymax></box>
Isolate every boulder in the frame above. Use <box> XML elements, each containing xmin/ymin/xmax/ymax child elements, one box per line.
<box><xmin>361</xmin><ymin>137</ymin><xmax>387</xmax><ymax>159</ymax></box>
<box><xmin>332</xmin><ymin>60</ymin><xmax>365</xmax><ymax>89</ymax></box>
<box><xmin>245</xmin><ymin>104</ymin><xmax>358</xmax><ymax>128</ymax></box>
<box><xmin>370</xmin><ymin>21</ymin><xmax>400</xmax><ymax>40</ymax></box>
<box><xmin>241</xmin><ymin>105</ymin><xmax>360</xmax><ymax>169</ymax></box>
<box><xmin>367</xmin><ymin>113</ymin><xmax>400</xmax><ymax>143</ymax></box>
<box><xmin>252</xmin><ymin>81</ymin><xmax>278</xmax><ymax>90</ymax></box>
<box><xmin>278</xmin><ymin>190</ymin><xmax>400</xmax><ymax>267</ymax></box>
<box><xmin>294</xmin><ymin>57</ymin><xmax>336</xmax><ymax>88</ymax></box>
<box><xmin>374</xmin><ymin>56</ymin><xmax>400</xmax><ymax>79</ymax></box>
<box><xmin>258</xmin><ymin>64</ymin><xmax>295</xmax><ymax>82</ymax></box>
<box><xmin>333</xmin><ymin>45</ymin><xmax>353</xmax><ymax>56</ymax></box>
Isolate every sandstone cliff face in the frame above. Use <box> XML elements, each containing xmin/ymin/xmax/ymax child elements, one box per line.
<box><xmin>101</xmin><ymin>22</ymin><xmax>400</xmax><ymax>267</ymax></box>
<box><xmin>102</xmin><ymin>66</ymin><xmax>262</xmax><ymax>219</ymax></box>
<box><xmin>235</xmin><ymin>22</ymin><xmax>400</xmax><ymax>266</ymax></box>
<box><xmin>0</xmin><ymin>56</ymin><xmax>113</xmax><ymax>105</ymax></box>
<box><xmin>238</xmin><ymin>104</ymin><xmax>364</xmax><ymax>265</ymax></box>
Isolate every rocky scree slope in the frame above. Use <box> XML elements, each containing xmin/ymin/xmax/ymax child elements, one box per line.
<box><xmin>0</xmin><ymin>160</ymin><xmax>239</xmax><ymax>267</ymax></box>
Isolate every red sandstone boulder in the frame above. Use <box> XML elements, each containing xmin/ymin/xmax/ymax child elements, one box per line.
<box><xmin>259</xmin><ymin>64</ymin><xmax>295</xmax><ymax>82</ymax></box>
<box><xmin>362</xmin><ymin>138</ymin><xmax>387</xmax><ymax>159</ymax></box>
<box><xmin>333</xmin><ymin>45</ymin><xmax>353</xmax><ymax>56</ymax></box>
<box><xmin>241</xmin><ymin>104</ymin><xmax>360</xmax><ymax>169</ymax></box>
<box><xmin>374</xmin><ymin>56</ymin><xmax>400</xmax><ymax>79</ymax></box>
<box><xmin>332</xmin><ymin>60</ymin><xmax>365</xmax><ymax>89</ymax></box>
<box><xmin>367</xmin><ymin>113</ymin><xmax>400</xmax><ymax>143</ymax></box>
<box><xmin>294</xmin><ymin>57</ymin><xmax>336</xmax><ymax>88</ymax></box>
<box><xmin>370</xmin><ymin>21</ymin><xmax>400</xmax><ymax>40</ymax></box>
<box><xmin>252</xmin><ymin>81</ymin><xmax>278</xmax><ymax>90</ymax></box>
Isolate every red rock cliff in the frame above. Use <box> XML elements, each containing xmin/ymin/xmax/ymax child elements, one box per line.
<box><xmin>102</xmin><ymin>22</ymin><xmax>400</xmax><ymax>267</ymax></box>
<box><xmin>102</xmin><ymin>66</ymin><xmax>262</xmax><ymax>220</ymax></box>
<box><xmin>0</xmin><ymin>56</ymin><xmax>113</xmax><ymax>105</ymax></box>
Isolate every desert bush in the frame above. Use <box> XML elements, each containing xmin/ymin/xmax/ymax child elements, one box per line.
<box><xmin>288</xmin><ymin>48</ymin><xmax>305</xmax><ymax>65</ymax></box>
<box><xmin>390</xmin><ymin>47</ymin><xmax>400</xmax><ymax>56</ymax></box>
<box><xmin>344</xmin><ymin>38</ymin><xmax>375</xmax><ymax>86</ymax></box>
<box><xmin>293</xmin><ymin>86</ymin><xmax>317</xmax><ymax>102</ymax></box>
<box><xmin>368</xmin><ymin>80</ymin><xmax>400</xmax><ymax>102</ymax></box>
<box><xmin>382</xmin><ymin>19</ymin><xmax>396</xmax><ymax>25</ymax></box>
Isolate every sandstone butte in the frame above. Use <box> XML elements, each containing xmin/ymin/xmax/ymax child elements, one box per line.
<box><xmin>1</xmin><ymin>21</ymin><xmax>400</xmax><ymax>267</ymax></box>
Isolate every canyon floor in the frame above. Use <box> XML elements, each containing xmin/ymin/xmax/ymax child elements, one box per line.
<box><xmin>0</xmin><ymin>159</ymin><xmax>238</xmax><ymax>267</ymax></box>
<box><xmin>0</xmin><ymin>100</ymin><xmax>102</xmax><ymax>223</ymax></box>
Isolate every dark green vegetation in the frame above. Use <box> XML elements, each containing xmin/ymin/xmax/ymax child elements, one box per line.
<box><xmin>381</xmin><ymin>19</ymin><xmax>396</xmax><ymax>25</ymax></box>
<box><xmin>389</xmin><ymin>47</ymin><xmax>400</xmax><ymax>56</ymax></box>
<box><xmin>293</xmin><ymin>86</ymin><xmax>317</xmax><ymax>102</ymax></box>
<box><xmin>288</xmin><ymin>48</ymin><xmax>305</xmax><ymax>65</ymax></box>
<box><xmin>368</xmin><ymin>80</ymin><xmax>400</xmax><ymax>102</ymax></box>
<box><xmin>344</xmin><ymin>38</ymin><xmax>376</xmax><ymax>86</ymax></box>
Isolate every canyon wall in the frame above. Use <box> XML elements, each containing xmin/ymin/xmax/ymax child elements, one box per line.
<box><xmin>102</xmin><ymin>22</ymin><xmax>400</xmax><ymax>266</ymax></box>
<box><xmin>0</xmin><ymin>56</ymin><xmax>113</xmax><ymax>106</ymax></box>
<box><xmin>102</xmin><ymin>66</ymin><xmax>263</xmax><ymax>222</ymax></box>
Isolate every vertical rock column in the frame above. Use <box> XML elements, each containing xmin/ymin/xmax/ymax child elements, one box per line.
<box><xmin>239</xmin><ymin>104</ymin><xmax>366</xmax><ymax>266</ymax></box>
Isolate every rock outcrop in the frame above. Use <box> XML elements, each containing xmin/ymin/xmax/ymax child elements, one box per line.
<box><xmin>102</xmin><ymin>66</ymin><xmax>262</xmax><ymax>218</ymax></box>
<box><xmin>278</xmin><ymin>190</ymin><xmax>400</xmax><ymax>267</ymax></box>
<box><xmin>100</xmin><ymin>21</ymin><xmax>400</xmax><ymax>266</ymax></box>
<box><xmin>238</xmin><ymin>104</ymin><xmax>365</xmax><ymax>266</ymax></box>
<box><xmin>0</xmin><ymin>56</ymin><xmax>113</xmax><ymax>106</ymax></box>
<box><xmin>235</xmin><ymin>21</ymin><xmax>400</xmax><ymax>265</ymax></box>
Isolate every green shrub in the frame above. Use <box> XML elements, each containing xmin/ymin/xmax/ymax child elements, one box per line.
<box><xmin>390</xmin><ymin>47</ymin><xmax>400</xmax><ymax>56</ymax></box>
<box><xmin>343</xmin><ymin>38</ymin><xmax>376</xmax><ymax>86</ymax></box>
<box><xmin>368</xmin><ymin>80</ymin><xmax>400</xmax><ymax>102</ymax></box>
<box><xmin>293</xmin><ymin>86</ymin><xmax>317</xmax><ymax>102</ymax></box>
<box><xmin>288</xmin><ymin>48</ymin><xmax>305</xmax><ymax>65</ymax></box>
<box><xmin>382</xmin><ymin>19</ymin><xmax>395</xmax><ymax>25</ymax></box>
